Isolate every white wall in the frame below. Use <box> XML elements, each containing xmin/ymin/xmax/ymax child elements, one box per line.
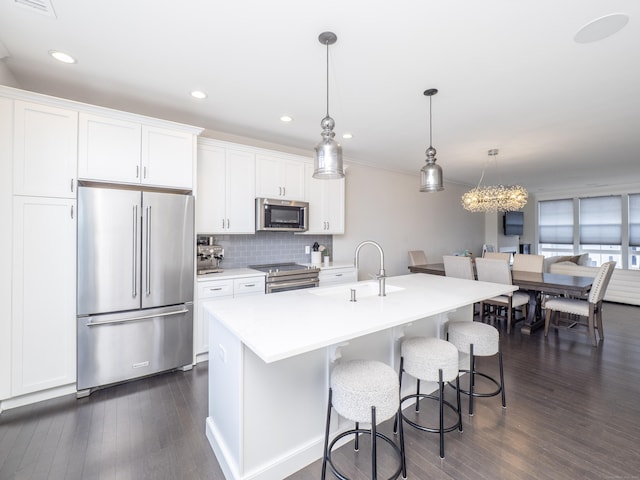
<box><xmin>333</xmin><ymin>163</ymin><xmax>486</xmax><ymax>279</ymax></box>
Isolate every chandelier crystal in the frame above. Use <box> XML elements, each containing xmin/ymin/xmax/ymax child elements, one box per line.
<box><xmin>461</xmin><ymin>149</ymin><xmax>528</xmax><ymax>212</ymax></box>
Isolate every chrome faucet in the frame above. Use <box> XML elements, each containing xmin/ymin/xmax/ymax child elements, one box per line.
<box><xmin>354</xmin><ymin>240</ymin><xmax>386</xmax><ymax>296</ymax></box>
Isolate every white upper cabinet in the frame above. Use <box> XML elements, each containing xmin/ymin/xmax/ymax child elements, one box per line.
<box><xmin>197</xmin><ymin>141</ymin><xmax>256</xmax><ymax>234</ymax></box>
<box><xmin>304</xmin><ymin>163</ymin><xmax>345</xmax><ymax>234</ymax></box>
<box><xmin>255</xmin><ymin>154</ymin><xmax>305</xmax><ymax>201</ymax></box>
<box><xmin>13</xmin><ymin>101</ymin><xmax>78</xmax><ymax>198</ymax></box>
<box><xmin>79</xmin><ymin>113</ymin><xmax>195</xmax><ymax>189</ymax></box>
<box><xmin>141</xmin><ymin>125</ymin><xmax>194</xmax><ymax>189</ymax></box>
<box><xmin>78</xmin><ymin>113</ymin><xmax>141</xmax><ymax>184</ymax></box>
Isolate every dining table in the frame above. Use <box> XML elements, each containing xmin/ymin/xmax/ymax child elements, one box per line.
<box><xmin>408</xmin><ymin>263</ymin><xmax>594</xmax><ymax>334</ymax></box>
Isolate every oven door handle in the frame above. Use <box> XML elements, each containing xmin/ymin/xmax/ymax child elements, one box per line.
<box><xmin>267</xmin><ymin>278</ymin><xmax>319</xmax><ymax>293</ymax></box>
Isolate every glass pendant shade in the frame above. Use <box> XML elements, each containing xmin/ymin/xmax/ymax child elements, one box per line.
<box><xmin>314</xmin><ymin>115</ymin><xmax>344</xmax><ymax>179</ymax></box>
<box><xmin>420</xmin><ymin>146</ymin><xmax>444</xmax><ymax>192</ymax></box>
<box><xmin>313</xmin><ymin>32</ymin><xmax>345</xmax><ymax>179</ymax></box>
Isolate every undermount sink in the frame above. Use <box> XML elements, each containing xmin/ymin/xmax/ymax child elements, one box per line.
<box><xmin>309</xmin><ymin>281</ymin><xmax>404</xmax><ymax>299</ymax></box>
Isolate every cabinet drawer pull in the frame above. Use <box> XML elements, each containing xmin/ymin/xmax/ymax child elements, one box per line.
<box><xmin>335</xmin><ymin>274</ymin><xmax>343</xmax><ymax>277</ymax></box>
<box><xmin>243</xmin><ymin>284</ymin><xmax>256</xmax><ymax>288</ymax></box>
<box><xmin>209</xmin><ymin>287</ymin><xmax>223</xmax><ymax>291</ymax></box>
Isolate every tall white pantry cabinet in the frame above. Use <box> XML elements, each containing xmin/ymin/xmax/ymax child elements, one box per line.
<box><xmin>0</xmin><ymin>86</ymin><xmax>201</xmax><ymax>411</ymax></box>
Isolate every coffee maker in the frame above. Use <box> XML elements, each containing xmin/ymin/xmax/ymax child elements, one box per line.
<box><xmin>197</xmin><ymin>235</ymin><xmax>224</xmax><ymax>274</ymax></box>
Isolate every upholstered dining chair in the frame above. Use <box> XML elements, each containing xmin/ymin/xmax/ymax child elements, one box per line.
<box><xmin>443</xmin><ymin>255</ymin><xmax>475</xmax><ymax>280</ymax></box>
<box><xmin>475</xmin><ymin>258</ymin><xmax>529</xmax><ymax>334</ymax></box>
<box><xmin>482</xmin><ymin>251</ymin><xmax>511</xmax><ymax>262</ymax></box>
<box><xmin>512</xmin><ymin>254</ymin><xmax>544</xmax><ymax>273</ymax></box>
<box><xmin>409</xmin><ymin>250</ymin><xmax>428</xmax><ymax>266</ymax></box>
<box><xmin>544</xmin><ymin>261</ymin><xmax>616</xmax><ymax>347</ymax></box>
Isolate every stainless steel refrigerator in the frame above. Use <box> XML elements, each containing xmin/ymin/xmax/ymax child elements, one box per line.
<box><xmin>76</xmin><ymin>185</ymin><xmax>194</xmax><ymax>394</ymax></box>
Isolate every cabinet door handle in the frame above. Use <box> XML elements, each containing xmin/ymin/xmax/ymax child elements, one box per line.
<box><xmin>283</xmin><ymin>186</ymin><xmax>286</xmax><ymax>196</ymax></box>
<box><xmin>222</xmin><ymin>219</ymin><xmax>225</xmax><ymax>229</ymax></box>
<box><xmin>70</xmin><ymin>205</ymin><xmax>74</xmax><ymax>219</ymax></box>
<box><xmin>143</xmin><ymin>166</ymin><xmax>147</xmax><ymax>179</ymax></box>
<box><xmin>278</xmin><ymin>186</ymin><xmax>282</xmax><ymax>196</ymax></box>
<box><xmin>136</xmin><ymin>165</ymin><xmax>140</xmax><ymax>179</ymax></box>
<box><xmin>227</xmin><ymin>219</ymin><xmax>230</xmax><ymax>229</ymax></box>
<box><xmin>70</xmin><ymin>178</ymin><xmax>74</xmax><ymax>193</ymax></box>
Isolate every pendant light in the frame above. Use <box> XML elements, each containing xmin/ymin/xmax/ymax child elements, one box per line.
<box><xmin>461</xmin><ymin>149</ymin><xmax>528</xmax><ymax>212</ymax></box>
<box><xmin>419</xmin><ymin>88</ymin><xmax>444</xmax><ymax>192</ymax></box>
<box><xmin>313</xmin><ymin>31</ymin><xmax>345</xmax><ymax>179</ymax></box>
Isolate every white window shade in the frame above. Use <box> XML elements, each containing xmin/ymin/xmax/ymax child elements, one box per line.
<box><xmin>579</xmin><ymin>196</ymin><xmax>622</xmax><ymax>245</ymax></box>
<box><xmin>630</xmin><ymin>194</ymin><xmax>640</xmax><ymax>247</ymax></box>
<box><xmin>539</xmin><ymin>199</ymin><xmax>573</xmax><ymax>244</ymax></box>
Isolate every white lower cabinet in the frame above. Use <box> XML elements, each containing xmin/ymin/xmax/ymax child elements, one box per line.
<box><xmin>319</xmin><ymin>266</ymin><xmax>357</xmax><ymax>286</ymax></box>
<box><xmin>11</xmin><ymin>196</ymin><xmax>76</xmax><ymax>396</ymax></box>
<box><xmin>195</xmin><ymin>274</ymin><xmax>265</xmax><ymax>362</ymax></box>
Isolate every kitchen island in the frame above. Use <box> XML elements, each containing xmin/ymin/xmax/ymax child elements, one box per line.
<box><xmin>205</xmin><ymin>273</ymin><xmax>516</xmax><ymax>480</ymax></box>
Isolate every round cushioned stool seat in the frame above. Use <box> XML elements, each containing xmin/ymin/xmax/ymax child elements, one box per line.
<box><xmin>401</xmin><ymin>337</ymin><xmax>459</xmax><ymax>383</ymax></box>
<box><xmin>331</xmin><ymin>360</ymin><xmax>399</xmax><ymax>424</ymax></box>
<box><xmin>447</xmin><ymin>321</ymin><xmax>499</xmax><ymax>356</ymax></box>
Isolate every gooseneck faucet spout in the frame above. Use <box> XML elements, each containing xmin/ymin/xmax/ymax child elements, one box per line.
<box><xmin>354</xmin><ymin>240</ymin><xmax>386</xmax><ymax>296</ymax></box>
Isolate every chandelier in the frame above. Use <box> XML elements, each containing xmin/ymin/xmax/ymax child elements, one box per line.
<box><xmin>461</xmin><ymin>149</ymin><xmax>528</xmax><ymax>212</ymax></box>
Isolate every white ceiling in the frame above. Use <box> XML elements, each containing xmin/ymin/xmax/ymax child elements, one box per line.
<box><xmin>1</xmin><ymin>0</ymin><xmax>639</xmax><ymax>194</ymax></box>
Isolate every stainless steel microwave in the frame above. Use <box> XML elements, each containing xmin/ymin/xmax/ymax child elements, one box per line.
<box><xmin>256</xmin><ymin>198</ymin><xmax>309</xmax><ymax>232</ymax></box>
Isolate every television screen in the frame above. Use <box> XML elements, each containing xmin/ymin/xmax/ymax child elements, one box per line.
<box><xmin>503</xmin><ymin>211</ymin><xmax>524</xmax><ymax>236</ymax></box>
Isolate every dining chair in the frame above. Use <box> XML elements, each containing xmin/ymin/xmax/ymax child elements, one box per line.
<box><xmin>443</xmin><ymin>255</ymin><xmax>474</xmax><ymax>280</ymax></box>
<box><xmin>475</xmin><ymin>258</ymin><xmax>529</xmax><ymax>334</ymax></box>
<box><xmin>408</xmin><ymin>250</ymin><xmax>428</xmax><ymax>266</ymax></box>
<box><xmin>512</xmin><ymin>254</ymin><xmax>544</xmax><ymax>273</ymax></box>
<box><xmin>483</xmin><ymin>251</ymin><xmax>511</xmax><ymax>262</ymax></box>
<box><xmin>544</xmin><ymin>261</ymin><xmax>616</xmax><ymax>347</ymax></box>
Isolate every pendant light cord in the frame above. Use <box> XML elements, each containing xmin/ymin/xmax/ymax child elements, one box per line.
<box><xmin>325</xmin><ymin>40</ymin><xmax>330</xmax><ymax>117</ymax></box>
<box><xmin>429</xmin><ymin>95</ymin><xmax>433</xmax><ymax>148</ymax></box>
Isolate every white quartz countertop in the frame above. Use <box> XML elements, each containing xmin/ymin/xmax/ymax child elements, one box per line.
<box><xmin>197</xmin><ymin>268</ymin><xmax>265</xmax><ymax>281</ymax></box>
<box><xmin>204</xmin><ymin>273</ymin><xmax>516</xmax><ymax>363</ymax></box>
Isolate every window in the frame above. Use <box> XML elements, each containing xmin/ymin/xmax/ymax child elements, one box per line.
<box><xmin>578</xmin><ymin>196</ymin><xmax>621</xmax><ymax>267</ymax></box>
<box><xmin>629</xmin><ymin>194</ymin><xmax>640</xmax><ymax>270</ymax></box>
<box><xmin>538</xmin><ymin>199</ymin><xmax>574</xmax><ymax>258</ymax></box>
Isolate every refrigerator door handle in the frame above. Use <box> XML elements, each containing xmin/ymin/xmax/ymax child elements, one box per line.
<box><xmin>145</xmin><ymin>205</ymin><xmax>151</xmax><ymax>296</ymax></box>
<box><xmin>86</xmin><ymin>308</ymin><xmax>190</xmax><ymax>327</ymax></box>
<box><xmin>132</xmin><ymin>205</ymin><xmax>138</xmax><ymax>298</ymax></box>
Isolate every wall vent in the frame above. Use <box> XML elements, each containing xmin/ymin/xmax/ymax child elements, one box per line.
<box><xmin>14</xmin><ymin>0</ymin><xmax>57</xmax><ymax>18</ymax></box>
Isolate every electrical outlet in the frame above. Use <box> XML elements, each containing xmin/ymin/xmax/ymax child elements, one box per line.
<box><xmin>305</xmin><ymin>245</ymin><xmax>311</xmax><ymax>254</ymax></box>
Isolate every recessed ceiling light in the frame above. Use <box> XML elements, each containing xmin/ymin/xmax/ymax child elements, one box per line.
<box><xmin>342</xmin><ymin>133</ymin><xmax>353</xmax><ymax>139</ymax></box>
<box><xmin>190</xmin><ymin>90</ymin><xmax>208</xmax><ymax>99</ymax></box>
<box><xmin>48</xmin><ymin>50</ymin><xmax>76</xmax><ymax>64</ymax></box>
<box><xmin>280</xmin><ymin>115</ymin><xmax>293</xmax><ymax>122</ymax></box>
<box><xmin>574</xmin><ymin>13</ymin><xmax>629</xmax><ymax>43</ymax></box>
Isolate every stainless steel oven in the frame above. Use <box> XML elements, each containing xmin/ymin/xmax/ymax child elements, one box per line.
<box><xmin>249</xmin><ymin>263</ymin><xmax>320</xmax><ymax>293</ymax></box>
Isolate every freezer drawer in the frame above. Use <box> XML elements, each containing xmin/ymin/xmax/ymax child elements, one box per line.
<box><xmin>77</xmin><ymin>303</ymin><xmax>193</xmax><ymax>392</ymax></box>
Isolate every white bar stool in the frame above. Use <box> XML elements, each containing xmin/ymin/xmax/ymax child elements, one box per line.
<box><xmin>393</xmin><ymin>337</ymin><xmax>462</xmax><ymax>459</ymax></box>
<box><xmin>447</xmin><ymin>321</ymin><xmax>505</xmax><ymax>416</ymax></box>
<box><xmin>322</xmin><ymin>359</ymin><xmax>407</xmax><ymax>480</ymax></box>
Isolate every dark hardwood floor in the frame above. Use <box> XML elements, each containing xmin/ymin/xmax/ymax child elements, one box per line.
<box><xmin>2</xmin><ymin>302</ymin><xmax>640</xmax><ymax>480</ymax></box>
